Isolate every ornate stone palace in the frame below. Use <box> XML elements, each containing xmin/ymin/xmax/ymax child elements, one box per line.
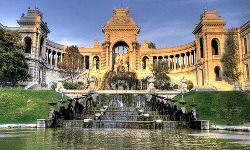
<box><xmin>1</xmin><ymin>7</ymin><xmax>249</xmax><ymax>90</ymax></box>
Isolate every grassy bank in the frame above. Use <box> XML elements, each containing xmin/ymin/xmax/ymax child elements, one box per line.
<box><xmin>174</xmin><ymin>91</ymin><xmax>250</xmax><ymax>126</ymax></box>
<box><xmin>0</xmin><ymin>89</ymin><xmax>249</xmax><ymax>126</ymax></box>
<box><xmin>0</xmin><ymin>89</ymin><xmax>68</xmax><ymax>124</ymax></box>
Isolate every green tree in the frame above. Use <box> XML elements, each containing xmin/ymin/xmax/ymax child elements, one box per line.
<box><xmin>0</xmin><ymin>28</ymin><xmax>30</xmax><ymax>86</ymax></box>
<box><xmin>57</xmin><ymin>45</ymin><xmax>83</xmax><ymax>82</ymax></box>
<box><xmin>221</xmin><ymin>29</ymin><xmax>241</xmax><ymax>82</ymax></box>
<box><xmin>151</xmin><ymin>60</ymin><xmax>170</xmax><ymax>89</ymax></box>
<box><xmin>186</xmin><ymin>80</ymin><xmax>193</xmax><ymax>91</ymax></box>
<box><xmin>148</xmin><ymin>42</ymin><xmax>156</xmax><ymax>49</ymax></box>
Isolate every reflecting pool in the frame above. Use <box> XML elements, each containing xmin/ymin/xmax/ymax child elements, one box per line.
<box><xmin>0</xmin><ymin>128</ymin><xmax>249</xmax><ymax>149</ymax></box>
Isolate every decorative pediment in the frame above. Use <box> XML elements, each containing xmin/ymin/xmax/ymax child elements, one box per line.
<box><xmin>102</xmin><ymin>7</ymin><xmax>140</xmax><ymax>33</ymax></box>
<box><xmin>193</xmin><ymin>8</ymin><xmax>226</xmax><ymax>34</ymax></box>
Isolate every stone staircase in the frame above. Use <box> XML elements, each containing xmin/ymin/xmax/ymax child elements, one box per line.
<box><xmin>194</xmin><ymin>80</ymin><xmax>238</xmax><ymax>91</ymax></box>
<box><xmin>28</xmin><ymin>84</ymin><xmax>50</xmax><ymax>90</ymax></box>
<box><xmin>63</xmin><ymin>94</ymin><xmax>181</xmax><ymax>129</ymax></box>
<box><xmin>211</xmin><ymin>81</ymin><xmax>237</xmax><ymax>91</ymax></box>
<box><xmin>194</xmin><ymin>85</ymin><xmax>217</xmax><ymax>91</ymax></box>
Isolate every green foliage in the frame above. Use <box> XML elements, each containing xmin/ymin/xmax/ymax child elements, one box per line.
<box><xmin>221</xmin><ymin>29</ymin><xmax>241</xmax><ymax>82</ymax></box>
<box><xmin>57</xmin><ymin>45</ymin><xmax>83</xmax><ymax>82</ymax></box>
<box><xmin>174</xmin><ymin>91</ymin><xmax>250</xmax><ymax>125</ymax></box>
<box><xmin>187</xmin><ymin>80</ymin><xmax>193</xmax><ymax>91</ymax></box>
<box><xmin>151</xmin><ymin>60</ymin><xmax>170</xmax><ymax>89</ymax></box>
<box><xmin>101</xmin><ymin>70</ymin><xmax>140</xmax><ymax>90</ymax></box>
<box><xmin>50</xmin><ymin>82</ymin><xmax>57</xmax><ymax>90</ymax></box>
<box><xmin>148</xmin><ymin>42</ymin><xmax>156</xmax><ymax>49</ymax></box>
<box><xmin>63</xmin><ymin>82</ymin><xmax>80</xmax><ymax>89</ymax></box>
<box><xmin>0</xmin><ymin>28</ymin><xmax>30</xmax><ymax>86</ymax></box>
<box><xmin>0</xmin><ymin>89</ymin><xmax>69</xmax><ymax>124</ymax></box>
<box><xmin>162</xmin><ymin>82</ymin><xmax>173</xmax><ymax>90</ymax></box>
<box><xmin>173</xmin><ymin>84</ymin><xmax>179</xmax><ymax>89</ymax></box>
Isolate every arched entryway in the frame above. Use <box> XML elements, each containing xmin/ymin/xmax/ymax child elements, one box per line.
<box><xmin>212</xmin><ymin>38</ymin><xmax>219</xmax><ymax>55</ymax></box>
<box><xmin>142</xmin><ymin>56</ymin><xmax>149</xmax><ymax>69</ymax></box>
<box><xmin>39</xmin><ymin>37</ymin><xmax>44</xmax><ymax>56</ymax></box>
<box><xmin>112</xmin><ymin>41</ymin><xmax>130</xmax><ymax>70</ymax></box>
<box><xmin>214</xmin><ymin>66</ymin><xmax>221</xmax><ymax>81</ymax></box>
<box><xmin>93</xmin><ymin>56</ymin><xmax>100</xmax><ymax>70</ymax></box>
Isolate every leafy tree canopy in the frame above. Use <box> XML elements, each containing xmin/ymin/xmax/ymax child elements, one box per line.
<box><xmin>221</xmin><ymin>29</ymin><xmax>241</xmax><ymax>82</ymax></box>
<box><xmin>151</xmin><ymin>60</ymin><xmax>170</xmax><ymax>89</ymax></box>
<box><xmin>57</xmin><ymin>45</ymin><xmax>83</xmax><ymax>82</ymax></box>
<box><xmin>148</xmin><ymin>42</ymin><xmax>156</xmax><ymax>49</ymax></box>
<box><xmin>0</xmin><ymin>28</ymin><xmax>30</xmax><ymax>86</ymax></box>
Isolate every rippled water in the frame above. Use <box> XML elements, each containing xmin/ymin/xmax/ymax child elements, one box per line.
<box><xmin>0</xmin><ymin>128</ymin><xmax>249</xmax><ymax>149</ymax></box>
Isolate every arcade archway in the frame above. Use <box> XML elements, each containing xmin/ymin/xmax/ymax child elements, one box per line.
<box><xmin>112</xmin><ymin>41</ymin><xmax>130</xmax><ymax>70</ymax></box>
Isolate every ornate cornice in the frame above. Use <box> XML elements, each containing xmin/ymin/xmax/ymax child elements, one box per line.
<box><xmin>240</xmin><ymin>20</ymin><xmax>250</xmax><ymax>34</ymax></box>
<box><xmin>102</xmin><ymin>7</ymin><xmax>140</xmax><ymax>34</ymax></box>
<box><xmin>193</xmin><ymin>9</ymin><xmax>226</xmax><ymax>34</ymax></box>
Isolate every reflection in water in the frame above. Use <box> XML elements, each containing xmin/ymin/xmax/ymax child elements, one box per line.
<box><xmin>0</xmin><ymin>129</ymin><xmax>249</xmax><ymax>149</ymax></box>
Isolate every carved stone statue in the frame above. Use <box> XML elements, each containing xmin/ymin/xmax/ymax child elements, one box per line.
<box><xmin>114</xmin><ymin>51</ymin><xmax>128</xmax><ymax>72</ymax></box>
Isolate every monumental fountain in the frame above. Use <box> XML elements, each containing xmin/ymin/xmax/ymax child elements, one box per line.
<box><xmin>37</xmin><ymin>50</ymin><xmax>209</xmax><ymax>129</ymax></box>
<box><xmin>38</xmin><ymin>74</ymin><xmax>209</xmax><ymax>129</ymax></box>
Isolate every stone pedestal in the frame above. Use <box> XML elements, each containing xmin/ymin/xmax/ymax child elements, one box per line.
<box><xmin>190</xmin><ymin>120</ymin><xmax>209</xmax><ymax>130</ymax></box>
<box><xmin>37</xmin><ymin>119</ymin><xmax>53</xmax><ymax>128</ymax></box>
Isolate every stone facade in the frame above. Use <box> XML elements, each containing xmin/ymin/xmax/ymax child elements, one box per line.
<box><xmin>1</xmin><ymin>7</ymin><xmax>249</xmax><ymax>90</ymax></box>
<box><xmin>1</xmin><ymin>7</ymin><xmax>66</xmax><ymax>88</ymax></box>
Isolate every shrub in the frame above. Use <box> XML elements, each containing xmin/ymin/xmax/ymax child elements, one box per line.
<box><xmin>51</xmin><ymin>82</ymin><xmax>57</xmax><ymax>90</ymax></box>
<box><xmin>63</xmin><ymin>82</ymin><xmax>80</xmax><ymax>89</ymax></box>
<box><xmin>163</xmin><ymin>82</ymin><xmax>173</xmax><ymax>90</ymax></box>
<box><xmin>173</xmin><ymin>84</ymin><xmax>179</xmax><ymax>89</ymax></box>
<box><xmin>187</xmin><ymin>80</ymin><xmax>193</xmax><ymax>91</ymax></box>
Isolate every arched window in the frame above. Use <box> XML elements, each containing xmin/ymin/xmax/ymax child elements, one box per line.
<box><xmin>39</xmin><ymin>37</ymin><xmax>44</xmax><ymax>56</ymax></box>
<box><xmin>244</xmin><ymin>38</ymin><xmax>247</xmax><ymax>54</ymax></box>
<box><xmin>85</xmin><ymin>56</ymin><xmax>89</xmax><ymax>69</ymax></box>
<box><xmin>212</xmin><ymin>38</ymin><xmax>219</xmax><ymax>55</ymax></box>
<box><xmin>246</xmin><ymin>64</ymin><xmax>249</xmax><ymax>79</ymax></box>
<box><xmin>93</xmin><ymin>56</ymin><xmax>100</xmax><ymax>69</ymax></box>
<box><xmin>214</xmin><ymin>66</ymin><xmax>221</xmax><ymax>81</ymax></box>
<box><xmin>142</xmin><ymin>56</ymin><xmax>149</xmax><ymax>69</ymax></box>
<box><xmin>153</xmin><ymin>56</ymin><xmax>157</xmax><ymax>64</ymax></box>
<box><xmin>200</xmin><ymin>38</ymin><xmax>204</xmax><ymax>58</ymax></box>
<box><xmin>24</xmin><ymin>37</ymin><xmax>32</xmax><ymax>53</ymax></box>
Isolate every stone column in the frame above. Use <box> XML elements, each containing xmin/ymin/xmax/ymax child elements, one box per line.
<box><xmin>189</xmin><ymin>52</ymin><xmax>192</xmax><ymax>67</ymax></box>
<box><xmin>46</xmin><ymin>49</ymin><xmax>48</xmax><ymax>64</ymax></box>
<box><xmin>182</xmin><ymin>54</ymin><xmax>184</xmax><ymax>68</ymax></box>
<box><xmin>177</xmin><ymin>55</ymin><xmax>180</xmax><ymax>68</ymax></box>
<box><xmin>168</xmin><ymin>56</ymin><xmax>170</xmax><ymax>70</ymax></box>
<box><xmin>55</xmin><ymin>52</ymin><xmax>58</xmax><ymax>67</ymax></box>
<box><xmin>174</xmin><ymin>55</ymin><xmax>176</xmax><ymax>70</ymax></box>
<box><xmin>185</xmin><ymin>53</ymin><xmax>187</xmax><ymax>68</ymax></box>
<box><xmin>60</xmin><ymin>53</ymin><xmax>63</xmax><ymax>62</ymax></box>
<box><xmin>194</xmin><ymin>50</ymin><xmax>196</xmax><ymax>65</ymax></box>
<box><xmin>83</xmin><ymin>56</ymin><xmax>86</xmax><ymax>70</ymax></box>
<box><xmin>50</xmin><ymin>51</ymin><xmax>53</xmax><ymax>66</ymax></box>
<box><xmin>106</xmin><ymin>45</ymin><xmax>109</xmax><ymax>69</ymax></box>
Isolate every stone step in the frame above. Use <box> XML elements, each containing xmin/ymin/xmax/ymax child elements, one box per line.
<box><xmin>28</xmin><ymin>84</ymin><xmax>50</xmax><ymax>90</ymax></box>
<box><xmin>194</xmin><ymin>86</ymin><xmax>216</xmax><ymax>91</ymax></box>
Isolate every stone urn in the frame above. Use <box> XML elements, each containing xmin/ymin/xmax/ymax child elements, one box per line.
<box><xmin>88</xmin><ymin>76</ymin><xmax>97</xmax><ymax>94</ymax></box>
<box><xmin>147</xmin><ymin>77</ymin><xmax>156</xmax><ymax>94</ymax></box>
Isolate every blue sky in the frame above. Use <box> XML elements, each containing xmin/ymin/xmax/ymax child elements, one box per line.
<box><xmin>0</xmin><ymin>0</ymin><xmax>249</xmax><ymax>48</ymax></box>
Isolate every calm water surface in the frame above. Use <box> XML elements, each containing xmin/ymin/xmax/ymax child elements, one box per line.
<box><xmin>0</xmin><ymin>128</ymin><xmax>249</xmax><ymax>149</ymax></box>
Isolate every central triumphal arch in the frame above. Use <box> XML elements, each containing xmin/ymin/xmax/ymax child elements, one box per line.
<box><xmin>77</xmin><ymin>7</ymin><xmax>246</xmax><ymax>91</ymax></box>
<box><xmin>79</xmin><ymin>7</ymin><xmax>196</xmax><ymax>89</ymax></box>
